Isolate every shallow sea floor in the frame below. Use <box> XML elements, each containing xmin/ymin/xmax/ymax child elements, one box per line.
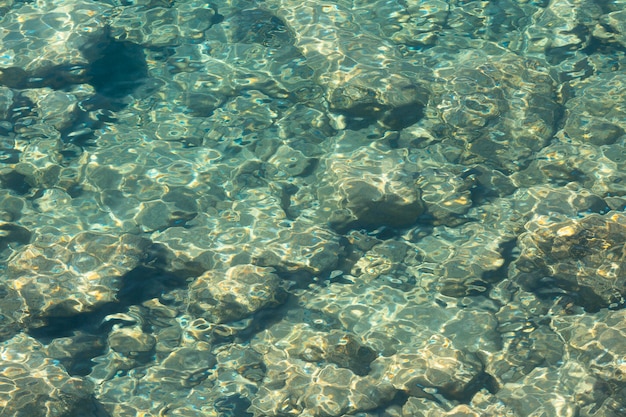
<box><xmin>1</xmin><ymin>0</ymin><xmax>626</xmax><ymax>416</ymax></box>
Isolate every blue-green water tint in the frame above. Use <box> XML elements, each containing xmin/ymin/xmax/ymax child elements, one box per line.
<box><xmin>0</xmin><ymin>0</ymin><xmax>626</xmax><ymax>416</ymax></box>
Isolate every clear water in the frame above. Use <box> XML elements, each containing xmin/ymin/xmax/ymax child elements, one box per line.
<box><xmin>0</xmin><ymin>0</ymin><xmax>625</xmax><ymax>416</ymax></box>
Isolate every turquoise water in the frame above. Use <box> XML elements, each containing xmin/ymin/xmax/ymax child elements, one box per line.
<box><xmin>0</xmin><ymin>0</ymin><xmax>626</xmax><ymax>416</ymax></box>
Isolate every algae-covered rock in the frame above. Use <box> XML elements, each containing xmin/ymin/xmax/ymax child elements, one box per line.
<box><xmin>249</xmin><ymin>322</ymin><xmax>396</xmax><ymax>417</ymax></box>
<box><xmin>317</xmin><ymin>146</ymin><xmax>424</xmax><ymax>233</ymax></box>
<box><xmin>512</xmin><ymin>212</ymin><xmax>626</xmax><ymax>310</ymax></box>
<box><xmin>370</xmin><ymin>333</ymin><xmax>484</xmax><ymax>401</ymax></box>
<box><xmin>8</xmin><ymin>231</ymin><xmax>150</xmax><ymax>320</ymax></box>
<box><xmin>188</xmin><ymin>264</ymin><xmax>285</xmax><ymax>324</ymax></box>
<box><xmin>560</xmin><ymin>72</ymin><xmax>626</xmax><ymax>146</ymax></box>
<box><xmin>0</xmin><ymin>333</ymin><xmax>98</xmax><ymax>417</ymax></box>
<box><xmin>424</xmin><ymin>48</ymin><xmax>558</xmax><ymax>172</ymax></box>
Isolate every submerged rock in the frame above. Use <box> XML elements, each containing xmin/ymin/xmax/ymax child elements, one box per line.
<box><xmin>512</xmin><ymin>211</ymin><xmax>626</xmax><ymax>310</ymax></box>
<box><xmin>263</xmin><ymin>0</ymin><xmax>429</xmax><ymax>129</ymax></box>
<box><xmin>188</xmin><ymin>264</ymin><xmax>285</xmax><ymax>324</ymax></box>
<box><xmin>7</xmin><ymin>231</ymin><xmax>150</xmax><ymax>320</ymax></box>
<box><xmin>0</xmin><ymin>333</ymin><xmax>98</xmax><ymax>417</ymax></box>
<box><xmin>423</xmin><ymin>48</ymin><xmax>558</xmax><ymax>173</ymax></box>
<box><xmin>560</xmin><ymin>72</ymin><xmax>626</xmax><ymax>146</ymax></box>
<box><xmin>317</xmin><ymin>146</ymin><xmax>424</xmax><ymax>233</ymax></box>
<box><xmin>552</xmin><ymin>309</ymin><xmax>626</xmax><ymax>385</ymax></box>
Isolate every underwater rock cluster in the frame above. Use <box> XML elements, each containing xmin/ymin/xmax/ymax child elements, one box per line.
<box><xmin>0</xmin><ymin>0</ymin><xmax>625</xmax><ymax>416</ymax></box>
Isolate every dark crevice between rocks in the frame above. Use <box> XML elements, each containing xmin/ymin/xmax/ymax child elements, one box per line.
<box><xmin>460</xmin><ymin>165</ymin><xmax>518</xmax><ymax>203</ymax></box>
<box><xmin>364</xmin><ymin>391</ymin><xmax>410</xmax><ymax>414</ymax></box>
<box><xmin>214</xmin><ymin>394</ymin><xmax>253</xmax><ymax>417</ymax></box>
<box><xmin>0</xmin><ymin>170</ymin><xmax>32</xmax><ymax>195</ymax></box>
<box><xmin>581</xmin><ymin>34</ymin><xmax>626</xmax><ymax>69</ymax></box>
<box><xmin>330</xmin><ymin>206</ymin><xmax>421</xmax><ymax>236</ymax></box>
<box><xmin>0</xmin><ymin>223</ymin><xmax>31</xmax><ymax>258</ymax></box>
<box><xmin>544</xmin><ymin>26</ymin><xmax>591</xmax><ymax>66</ymax></box>
<box><xmin>444</xmin><ymin>371</ymin><xmax>500</xmax><ymax>403</ymax></box>
<box><xmin>28</xmin><ymin>265</ymin><xmax>188</xmax><ymax>376</ymax></box>
<box><xmin>279</xmin><ymin>183</ymin><xmax>299</xmax><ymax>220</ymax></box>
<box><xmin>381</xmin><ymin>102</ymin><xmax>425</xmax><ymax>130</ymax></box>
<box><xmin>530</xmin><ymin>278</ymin><xmax>608</xmax><ymax>313</ymax></box>
<box><xmin>481</xmin><ymin>238</ymin><xmax>518</xmax><ymax>284</ymax></box>
<box><xmin>439</xmin><ymin>238</ymin><xmax>518</xmax><ymax>298</ymax></box>
<box><xmin>81</xmin><ymin>32</ymin><xmax>149</xmax><ymax>101</ymax></box>
<box><xmin>8</xmin><ymin>92</ymin><xmax>37</xmax><ymax>124</ymax></box>
<box><xmin>60</xmin><ymin>395</ymin><xmax>113</xmax><ymax>417</ymax></box>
